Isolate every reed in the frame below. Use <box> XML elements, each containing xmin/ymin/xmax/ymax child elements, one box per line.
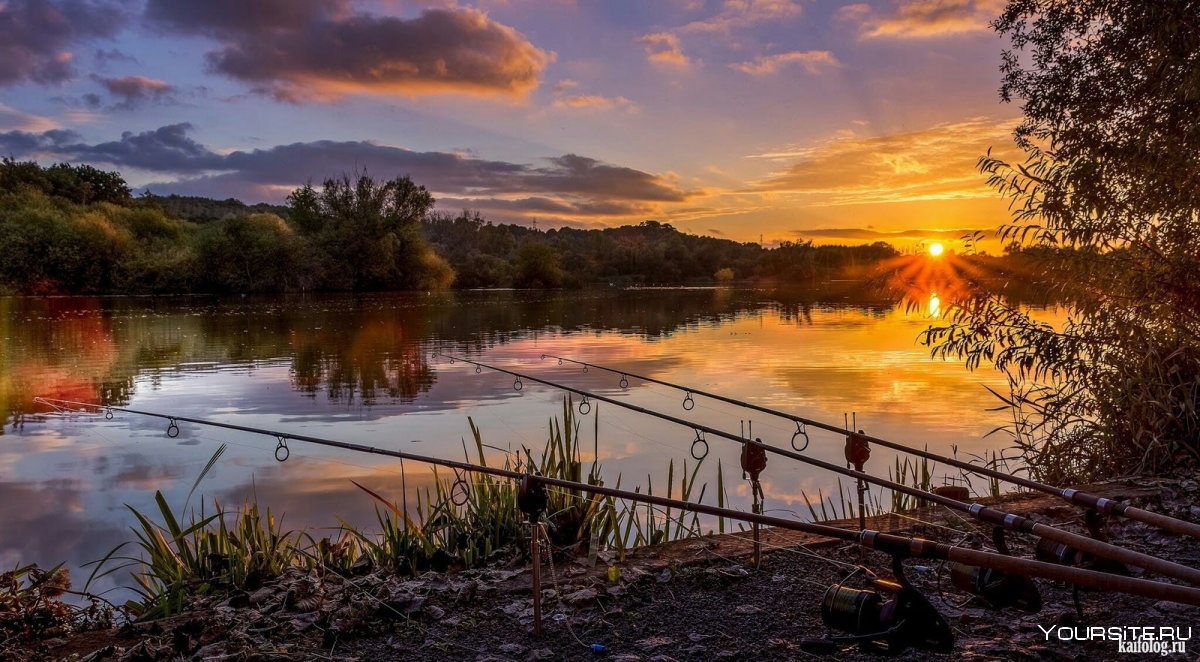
<box><xmin>93</xmin><ymin>398</ymin><xmax>720</xmax><ymax>617</ymax></box>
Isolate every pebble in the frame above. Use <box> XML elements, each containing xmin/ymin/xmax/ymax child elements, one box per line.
<box><xmin>733</xmin><ymin>604</ymin><xmax>762</xmax><ymax>615</ymax></box>
<box><xmin>498</xmin><ymin>643</ymin><xmax>525</xmax><ymax>655</ymax></box>
<box><xmin>636</xmin><ymin>636</ymin><xmax>672</xmax><ymax>651</ymax></box>
<box><xmin>564</xmin><ymin>587</ymin><xmax>598</xmax><ymax>605</ymax></box>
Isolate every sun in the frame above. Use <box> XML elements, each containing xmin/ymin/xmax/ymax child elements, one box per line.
<box><xmin>928</xmin><ymin>242</ymin><xmax>945</xmax><ymax>257</ymax></box>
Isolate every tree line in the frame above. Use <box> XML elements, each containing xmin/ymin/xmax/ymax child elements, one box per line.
<box><xmin>0</xmin><ymin>159</ymin><xmax>902</xmax><ymax>295</ymax></box>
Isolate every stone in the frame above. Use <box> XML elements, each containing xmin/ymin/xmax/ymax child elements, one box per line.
<box><xmin>564</xmin><ymin>587</ymin><xmax>598</xmax><ymax>606</ymax></box>
<box><xmin>636</xmin><ymin>636</ymin><xmax>672</xmax><ymax>651</ymax></box>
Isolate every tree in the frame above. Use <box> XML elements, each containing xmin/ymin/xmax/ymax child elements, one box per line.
<box><xmin>195</xmin><ymin>213</ymin><xmax>307</xmax><ymax>292</ymax></box>
<box><xmin>925</xmin><ymin>1</ymin><xmax>1200</xmax><ymax>481</ymax></box>
<box><xmin>289</xmin><ymin>172</ymin><xmax>454</xmax><ymax>291</ymax></box>
<box><xmin>0</xmin><ymin>159</ymin><xmax>131</xmax><ymax>205</ymax></box>
<box><xmin>513</xmin><ymin>241</ymin><xmax>564</xmax><ymax>288</ymax></box>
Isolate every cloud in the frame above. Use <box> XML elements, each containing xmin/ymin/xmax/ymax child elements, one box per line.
<box><xmin>552</xmin><ymin>94</ymin><xmax>638</xmax><ymax>112</ymax></box>
<box><xmin>679</xmin><ymin>0</ymin><xmax>803</xmax><ymax>33</ymax></box>
<box><xmin>731</xmin><ymin>50</ymin><xmax>839</xmax><ymax>75</ymax></box>
<box><xmin>791</xmin><ymin>227</ymin><xmax>986</xmax><ymax>240</ymax></box>
<box><xmin>93</xmin><ymin>75</ymin><xmax>178</xmax><ymax>110</ymax></box>
<box><xmin>145</xmin><ymin>2</ymin><xmax>551</xmax><ymax>101</ymax></box>
<box><xmin>0</xmin><ymin>127</ymin><xmax>82</xmax><ymax>154</ymax></box>
<box><xmin>2</xmin><ymin>124</ymin><xmax>694</xmax><ymax>218</ymax></box>
<box><xmin>0</xmin><ymin>103</ymin><xmax>60</xmax><ymax>132</ymax></box>
<box><xmin>852</xmin><ymin>0</ymin><xmax>1004</xmax><ymax>39</ymax></box>
<box><xmin>639</xmin><ymin>32</ymin><xmax>694</xmax><ymax>68</ymax></box>
<box><xmin>552</xmin><ymin>79</ymin><xmax>580</xmax><ymax>93</ymax></box>
<box><xmin>94</xmin><ymin>47</ymin><xmax>136</xmax><ymax>66</ymax></box>
<box><xmin>748</xmin><ymin>116</ymin><xmax>1019</xmax><ymax>206</ymax></box>
<box><xmin>21</xmin><ymin>123</ymin><xmax>224</xmax><ymax>171</ymax></box>
<box><xmin>145</xmin><ymin>0</ymin><xmax>349</xmax><ymax>35</ymax></box>
<box><xmin>0</xmin><ymin>0</ymin><xmax>125</xmax><ymax>86</ymax></box>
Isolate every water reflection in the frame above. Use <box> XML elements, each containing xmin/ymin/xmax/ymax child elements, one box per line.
<box><xmin>1</xmin><ymin>286</ymin><xmax>1052</xmax><ymax>601</ymax></box>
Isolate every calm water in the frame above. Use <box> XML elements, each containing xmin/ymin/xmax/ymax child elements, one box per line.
<box><xmin>1</xmin><ymin>287</ymin><xmax>1020</xmax><ymax>597</ymax></box>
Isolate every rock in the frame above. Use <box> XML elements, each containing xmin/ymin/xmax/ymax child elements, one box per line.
<box><xmin>688</xmin><ymin>633</ymin><xmax>710</xmax><ymax>642</ymax></box>
<box><xmin>683</xmin><ymin>645</ymin><xmax>707</xmax><ymax>654</ymax></box>
<box><xmin>498</xmin><ymin>643</ymin><xmax>526</xmax><ymax>655</ymax></box>
<box><xmin>607</xmin><ymin>585</ymin><xmax>627</xmax><ymax>596</ymax></box>
<box><xmin>540</xmin><ymin>589</ymin><xmax>558</xmax><ymax>600</ymax></box>
<box><xmin>636</xmin><ymin>636</ymin><xmax>672</xmax><ymax>651</ymax></box>
<box><xmin>290</xmin><ymin>612</ymin><xmax>320</xmax><ymax>631</ymax></box>
<box><xmin>527</xmin><ymin>647</ymin><xmax>554</xmax><ymax>660</ymax></box>
<box><xmin>733</xmin><ymin>604</ymin><xmax>762</xmax><ymax>615</ymax></box>
<box><xmin>1154</xmin><ymin>600</ymin><xmax>1195</xmax><ymax>614</ymax></box>
<box><xmin>564</xmin><ymin>587</ymin><xmax>598</xmax><ymax>606</ymax></box>
<box><xmin>649</xmin><ymin>656</ymin><xmax>679</xmax><ymax>662</ymax></box>
<box><xmin>425</xmin><ymin>605</ymin><xmax>446</xmax><ymax>620</ymax></box>
<box><xmin>657</xmin><ymin>569</ymin><xmax>672</xmax><ymax>583</ymax></box>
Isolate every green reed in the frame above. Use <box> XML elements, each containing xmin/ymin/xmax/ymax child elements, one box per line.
<box><xmin>93</xmin><ymin>397</ymin><xmax>723</xmax><ymax>618</ymax></box>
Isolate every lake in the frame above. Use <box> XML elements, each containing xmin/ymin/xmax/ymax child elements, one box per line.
<box><xmin>1</xmin><ymin>286</ymin><xmax>1022</xmax><ymax>598</ymax></box>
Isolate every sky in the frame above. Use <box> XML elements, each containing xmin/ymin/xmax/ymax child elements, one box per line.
<box><xmin>0</xmin><ymin>0</ymin><xmax>1024</xmax><ymax>248</ymax></box>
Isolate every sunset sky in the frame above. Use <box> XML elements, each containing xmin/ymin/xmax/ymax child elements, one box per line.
<box><xmin>0</xmin><ymin>0</ymin><xmax>1022</xmax><ymax>247</ymax></box>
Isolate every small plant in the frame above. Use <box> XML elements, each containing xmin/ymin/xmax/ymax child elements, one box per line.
<box><xmin>1</xmin><ymin>564</ymin><xmax>73</xmax><ymax>642</ymax></box>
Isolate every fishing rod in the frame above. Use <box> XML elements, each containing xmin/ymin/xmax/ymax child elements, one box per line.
<box><xmin>435</xmin><ymin>355</ymin><xmax>1200</xmax><ymax>587</ymax></box>
<box><xmin>30</xmin><ymin>397</ymin><xmax>1200</xmax><ymax>611</ymax></box>
<box><xmin>540</xmin><ymin>353</ymin><xmax>1200</xmax><ymax>542</ymax></box>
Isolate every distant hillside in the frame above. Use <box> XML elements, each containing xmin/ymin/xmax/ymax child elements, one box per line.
<box><xmin>2</xmin><ymin>160</ymin><xmax>913</xmax><ymax>295</ymax></box>
<box><xmin>142</xmin><ymin>194</ymin><xmax>290</xmax><ymax>223</ymax></box>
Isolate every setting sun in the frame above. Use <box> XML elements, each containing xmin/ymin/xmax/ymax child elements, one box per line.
<box><xmin>928</xmin><ymin>242</ymin><xmax>945</xmax><ymax>257</ymax></box>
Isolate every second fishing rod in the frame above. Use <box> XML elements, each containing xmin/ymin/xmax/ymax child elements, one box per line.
<box><xmin>438</xmin><ymin>353</ymin><xmax>1200</xmax><ymax>587</ymax></box>
<box><xmin>540</xmin><ymin>353</ymin><xmax>1200</xmax><ymax>542</ymax></box>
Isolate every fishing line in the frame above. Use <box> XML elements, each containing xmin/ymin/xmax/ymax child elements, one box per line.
<box><xmin>536</xmin><ymin>522</ymin><xmax>593</xmax><ymax>651</ymax></box>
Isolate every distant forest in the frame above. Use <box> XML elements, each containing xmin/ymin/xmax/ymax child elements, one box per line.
<box><xmin>0</xmin><ymin>159</ymin><xmax>911</xmax><ymax>294</ymax></box>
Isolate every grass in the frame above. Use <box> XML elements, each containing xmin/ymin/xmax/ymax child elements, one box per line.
<box><xmin>90</xmin><ymin>397</ymin><xmax>719</xmax><ymax>618</ymax></box>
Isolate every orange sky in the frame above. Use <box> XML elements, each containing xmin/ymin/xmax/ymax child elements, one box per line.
<box><xmin>0</xmin><ymin>0</ymin><xmax>1024</xmax><ymax>251</ymax></box>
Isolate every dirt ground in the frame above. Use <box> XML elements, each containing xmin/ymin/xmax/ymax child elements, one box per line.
<box><xmin>11</xmin><ymin>477</ymin><xmax>1200</xmax><ymax>661</ymax></box>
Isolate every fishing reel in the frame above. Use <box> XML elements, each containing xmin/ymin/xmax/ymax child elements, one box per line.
<box><xmin>801</xmin><ymin>559</ymin><xmax>954</xmax><ymax>655</ymax></box>
<box><xmin>948</xmin><ymin>562</ymin><xmax>1042</xmax><ymax>612</ymax></box>
<box><xmin>946</xmin><ymin>526</ymin><xmax>1042</xmax><ymax>612</ymax></box>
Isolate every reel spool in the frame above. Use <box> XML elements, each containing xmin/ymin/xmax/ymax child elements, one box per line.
<box><xmin>948</xmin><ymin>562</ymin><xmax>1043</xmax><ymax>612</ymax></box>
<box><xmin>802</xmin><ymin>563</ymin><xmax>954</xmax><ymax>655</ymax></box>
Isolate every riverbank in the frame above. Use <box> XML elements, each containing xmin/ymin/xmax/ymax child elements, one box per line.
<box><xmin>8</xmin><ymin>475</ymin><xmax>1199</xmax><ymax>661</ymax></box>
